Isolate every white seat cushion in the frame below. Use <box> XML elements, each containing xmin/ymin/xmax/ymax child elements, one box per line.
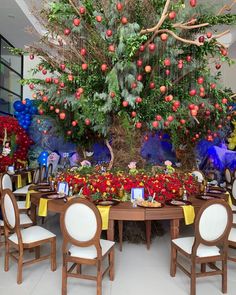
<box><xmin>9</xmin><ymin>226</ymin><xmax>55</xmax><ymax>244</ymax></box>
<box><xmin>13</xmin><ymin>185</ymin><xmax>31</xmax><ymax>195</ymax></box>
<box><xmin>233</xmin><ymin>214</ymin><xmax>236</xmax><ymax>224</ymax></box>
<box><xmin>0</xmin><ymin>219</ymin><xmax>3</xmax><ymax>226</ymax></box>
<box><xmin>17</xmin><ymin>200</ymin><xmax>27</xmax><ymax>210</ymax></box>
<box><xmin>232</xmin><ymin>205</ymin><xmax>236</xmax><ymax>212</ymax></box>
<box><xmin>172</xmin><ymin>237</ymin><xmax>220</xmax><ymax>257</ymax></box>
<box><xmin>229</xmin><ymin>228</ymin><xmax>236</xmax><ymax>242</ymax></box>
<box><xmin>69</xmin><ymin>239</ymin><xmax>115</xmax><ymax>259</ymax></box>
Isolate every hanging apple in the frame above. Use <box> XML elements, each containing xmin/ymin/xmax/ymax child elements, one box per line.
<box><xmin>168</xmin><ymin>11</ymin><xmax>176</xmax><ymax>20</ymax></box>
<box><xmin>180</xmin><ymin>119</ymin><xmax>186</xmax><ymax>124</ymax></box>
<box><xmin>167</xmin><ymin>115</ymin><xmax>174</xmax><ymax>122</ymax></box>
<box><xmin>135</xmin><ymin>97</ymin><xmax>142</xmax><ymax>103</ymax></box>
<box><xmin>148</xmin><ymin>43</ymin><xmax>156</xmax><ymax>52</ymax></box>
<box><xmin>131</xmin><ymin>82</ymin><xmax>137</xmax><ymax>89</ymax></box>
<box><xmin>101</xmin><ymin>64</ymin><xmax>108</xmax><ymax>71</ymax></box>
<box><xmin>152</xmin><ymin>121</ymin><xmax>159</xmax><ymax>128</ymax></box>
<box><xmin>60</xmin><ymin>82</ymin><xmax>65</xmax><ymax>88</ymax></box>
<box><xmin>42</xmin><ymin>96</ymin><xmax>48</xmax><ymax>102</ymax></box>
<box><xmin>190</xmin><ymin>109</ymin><xmax>197</xmax><ymax>116</ymax></box>
<box><xmin>67</xmin><ymin>130</ymin><xmax>72</xmax><ymax>136</ymax></box>
<box><xmin>164</xmin><ymin>58</ymin><xmax>171</xmax><ymax>66</ymax></box>
<box><xmin>190</xmin><ymin>0</ymin><xmax>197</xmax><ymax>7</ymax></box>
<box><xmin>59</xmin><ymin>112</ymin><xmax>66</xmax><ymax>120</ymax></box>
<box><xmin>55</xmin><ymin>108</ymin><xmax>60</xmax><ymax>114</ymax></box>
<box><xmin>49</xmin><ymin>106</ymin><xmax>54</xmax><ymax>111</ymax></box>
<box><xmin>29</xmin><ymin>83</ymin><xmax>34</xmax><ymax>90</ymax></box>
<box><xmin>222</xmin><ymin>98</ymin><xmax>227</xmax><ymax>104</ymax></box>
<box><xmin>197</xmin><ymin>77</ymin><xmax>204</xmax><ymax>84</ymax></box>
<box><xmin>96</xmin><ymin>15</ymin><xmax>102</xmax><ymax>22</ymax></box>
<box><xmin>106</xmin><ymin>29</ymin><xmax>113</xmax><ymax>37</ymax></box>
<box><xmin>206</xmin><ymin>32</ymin><xmax>212</xmax><ymax>38</ymax></box>
<box><xmin>189</xmin><ymin>89</ymin><xmax>196</xmax><ymax>96</ymax></box>
<box><xmin>145</xmin><ymin>65</ymin><xmax>152</xmax><ymax>73</ymax></box>
<box><xmin>80</xmin><ymin>48</ymin><xmax>87</xmax><ymax>56</ymax></box>
<box><xmin>164</xmin><ymin>121</ymin><xmax>169</xmax><ymax>127</ymax></box>
<box><xmin>110</xmin><ymin>91</ymin><xmax>116</xmax><ymax>98</ymax></box>
<box><xmin>54</xmin><ymin>78</ymin><xmax>59</xmax><ymax>84</ymax></box>
<box><xmin>82</xmin><ymin>63</ymin><xmax>88</xmax><ymax>70</ymax></box>
<box><xmin>136</xmin><ymin>59</ymin><xmax>143</xmax><ymax>67</ymax></box>
<box><xmin>137</xmin><ymin>74</ymin><xmax>143</xmax><ymax>81</ymax></box>
<box><xmin>29</xmin><ymin>54</ymin><xmax>34</xmax><ymax>60</ymax></box>
<box><xmin>60</xmin><ymin>64</ymin><xmax>66</xmax><ymax>71</ymax></box>
<box><xmin>136</xmin><ymin>122</ymin><xmax>142</xmax><ymax>129</ymax></box>
<box><xmin>156</xmin><ymin>115</ymin><xmax>162</xmax><ymax>121</ymax></box>
<box><xmin>85</xmin><ymin>118</ymin><xmax>91</xmax><ymax>125</ymax></box>
<box><xmin>198</xmin><ymin>35</ymin><xmax>205</xmax><ymax>43</ymax></box>
<box><xmin>64</xmin><ymin>28</ymin><xmax>71</xmax><ymax>36</ymax></box>
<box><xmin>116</xmin><ymin>2</ymin><xmax>123</xmax><ymax>11</ymax></box>
<box><xmin>122</xmin><ymin>101</ymin><xmax>129</xmax><ymax>107</ymax></box>
<box><xmin>68</xmin><ymin>74</ymin><xmax>74</xmax><ymax>81</ymax></box>
<box><xmin>186</xmin><ymin>55</ymin><xmax>192</xmax><ymax>62</ymax></box>
<box><xmin>131</xmin><ymin>111</ymin><xmax>136</xmax><ymax>117</ymax></box>
<box><xmin>160</xmin><ymin>86</ymin><xmax>167</xmax><ymax>93</ymax></box>
<box><xmin>160</xmin><ymin>33</ymin><xmax>168</xmax><ymax>41</ymax></box>
<box><xmin>165</xmin><ymin>69</ymin><xmax>170</xmax><ymax>75</ymax></box>
<box><xmin>121</xmin><ymin>17</ymin><xmax>128</xmax><ymax>25</ymax></box>
<box><xmin>45</xmin><ymin>77</ymin><xmax>52</xmax><ymax>83</ymax></box>
<box><xmin>79</xmin><ymin>6</ymin><xmax>86</xmax><ymax>14</ymax></box>
<box><xmin>205</xmin><ymin>110</ymin><xmax>211</xmax><ymax>116</ymax></box>
<box><xmin>139</xmin><ymin>45</ymin><xmax>145</xmax><ymax>52</ymax></box>
<box><xmin>73</xmin><ymin>18</ymin><xmax>80</xmax><ymax>26</ymax></box>
<box><xmin>215</xmin><ymin>64</ymin><xmax>221</xmax><ymax>70</ymax></box>
<box><xmin>210</xmin><ymin>83</ymin><xmax>216</xmax><ymax>89</ymax></box>
<box><xmin>173</xmin><ymin>101</ymin><xmax>180</xmax><ymax>108</ymax></box>
<box><xmin>108</xmin><ymin>44</ymin><xmax>115</xmax><ymax>52</ymax></box>
<box><xmin>149</xmin><ymin>82</ymin><xmax>155</xmax><ymax>89</ymax></box>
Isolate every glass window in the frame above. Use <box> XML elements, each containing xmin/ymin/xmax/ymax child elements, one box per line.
<box><xmin>0</xmin><ymin>63</ymin><xmax>22</xmax><ymax>95</ymax></box>
<box><xmin>0</xmin><ymin>88</ymin><xmax>19</xmax><ymax>114</ymax></box>
<box><xmin>1</xmin><ymin>39</ymin><xmax>22</xmax><ymax>73</ymax></box>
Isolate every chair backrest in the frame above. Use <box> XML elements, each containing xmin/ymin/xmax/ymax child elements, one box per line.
<box><xmin>231</xmin><ymin>179</ymin><xmax>236</xmax><ymax>202</ymax></box>
<box><xmin>193</xmin><ymin>199</ymin><xmax>232</xmax><ymax>252</ymax></box>
<box><xmin>192</xmin><ymin>170</ymin><xmax>204</xmax><ymax>183</ymax></box>
<box><xmin>33</xmin><ymin>168</ymin><xmax>40</xmax><ymax>184</ymax></box>
<box><xmin>225</xmin><ymin>168</ymin><xmax>232</xmax><ymax>184</ymax></box>
<box><xmin>1</xmin><ymin>189</ymin><xmax>21</xmax><ymax>240</ymax></box>
<box><xmin>40</xmin><ymin>165</ymin><xmax>47</xmax><ymax>182</ymax></box>
<box><xmin>0</xmin><ymin>173</ymin><xmax>13</xmax><ymax>191</ymax></box>
<box><xmin>47</xmin><ymin>163</ymin><xmax>53</xmax><ymax>180</ymax></box>
<box><xmin>233</xmin><ymin>169</ymin><xmax>236</xmax><ymax>181</ymax></box>
<box><xmin>60</xmin><ymin>198</ymin><xmax>102</xmax><ymax>253</ymax></box>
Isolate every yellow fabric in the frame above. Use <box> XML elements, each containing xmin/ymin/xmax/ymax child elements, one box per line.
<box><xmin>181</xmin><ymin>205</ymin><xmax>195</xmax><ymax>225</ymax></box>
<box><xmin>17</xmin><ymin>175</ymin><xmax>22</xmax><ymax>188</ymax></box>
<box><xmin>226</xmin><ymin>192</ymin><xmax>232</xmax><ymax>208</ymax></box>
<box><xmin>38</xmin><ymin>198</ymin><xmax>49</xmax><ymax>217</ymax></box>
<box><xmin>27</xmin><ymin>171</ymin><xmax>32</xmax><ymax>183</ymax></box>
<box><xmin>25</xmin><ymin>190</ymin><xmax>37</xmax><ymax>209</ymax></box>
<box><xmin>97</xmin><ymin>206</ymin><xmax>111</xmax><ymax>230</ymax></box>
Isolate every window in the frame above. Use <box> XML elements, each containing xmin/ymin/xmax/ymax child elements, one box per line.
<box><xmin>0</xmin><ymin>34</ymin><xmax>23</xmax><ymax>115</ymax></box>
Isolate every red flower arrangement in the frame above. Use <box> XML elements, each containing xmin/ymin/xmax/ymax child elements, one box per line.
<box><xmin>0</xmin><ymin>116</ymin><xmax>34</xmax><ymax>172</ymax></box>
<box><xmin>55</xmin><ymin>170</ymin><xmax>199</xmax><ymax>201</ymax></box>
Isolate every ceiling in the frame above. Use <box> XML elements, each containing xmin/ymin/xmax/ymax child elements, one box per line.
<box><xmin>0</xmin><ymin>0</ymin><xmax>236</xmax><ymax>51</ymax></box>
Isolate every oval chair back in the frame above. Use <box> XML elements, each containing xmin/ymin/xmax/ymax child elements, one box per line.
<box><xmin>192</xmin><ymin>170</ymin><xmax>204</xmax><ymax>183</ymax></box>
<box><xmin>32</xmin><ymin>168</ymin><xmax>40</xmax><ymax>184</ymax></box>
<box><xmin>40</xmin><ymin>165</ymin><xmax>47</xmax><ymax>183</ymax></box>
<box><xmin>1</xmin><ymin>189</ymin><xmax>21</xmax><ymax>242</ymax></box>
<box><xmin>193</xmin><ymin>199</ymin><xmax>232</xmax><ymax>254</ymax></box>
<box><xmin>60</xmin><ymin>198</ymin><xmax>102</xmax><ymax>256</ymax></box>
<box><xmin>0</xmin><ymin>173</ymin><xmax>13</xmax><ymax>191</ymax></box>
<box><xmin>231</xmin><ymin>179</ymin><xmax>236</xmax><ymax>204</ymax></box>
<box><xmin>225</xmin><ymin>168</ymin><xmax>232</xmax><ymax>185</ymax></box>
<box><xmin>46</xmin><ymin>163</ymin><xmax>53</xmax><ymax>181</ymax></box>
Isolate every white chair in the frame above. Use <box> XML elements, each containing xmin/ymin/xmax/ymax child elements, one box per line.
<box><xmin>191</xmin><ymin>170</ymin><xmax>204</xmax><ymax>183</ymax></box>
<box><xmin>225</xmin><ymin>168</ymin><xmax>232</xmax><ymax>190</ymax></box>
<box><xmin>60</xmin><ymin>198</ymin><xmax>115</xmax><ymax>295</ymax></box>
<box><xmin>170</xmin><ymin>199</ymin><xmax>232</xmax><ymax>295</ymax></box>
<box><xmin>1</xmin><ymin>189</ymin><xmax>56</xmax><ymax>284</ymax></box>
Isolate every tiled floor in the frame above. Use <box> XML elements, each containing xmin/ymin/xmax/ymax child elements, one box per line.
<box><xmin>1</xmin><ymin>215</ymin><xmax>236</xmax><ymax>295</ymax></box>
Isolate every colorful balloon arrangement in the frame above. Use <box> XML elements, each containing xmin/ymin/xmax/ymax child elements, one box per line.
<box><xmin>13</xmin><ymin>98</ymin><xmax>38</xmax><ymax>130</ymax></box>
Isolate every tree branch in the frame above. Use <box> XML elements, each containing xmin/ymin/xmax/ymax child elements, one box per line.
<box><xmin>140</xmin><ymin>0</ymin><xmax>171</xmax><ymax>34</ymax></box>
<box><xmin>217</xmin><ymin>0</ymin><xmax>236</xmax><ymax>15</ymax></box>
<box><xmin>173</xmin><ymin>22</ymin><xmax>209</xmax><ymax>30</ymax></box>
<box><xmin>158</xmin><ymin>29</ymin><xmax>202</xmax><ymax>46</ymax></box>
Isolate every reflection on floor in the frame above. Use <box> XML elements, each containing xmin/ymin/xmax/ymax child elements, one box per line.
<box><xmin>0</xmin><ymin>214</ymin><xmax>236</xmax><ymax>295</ymax></box>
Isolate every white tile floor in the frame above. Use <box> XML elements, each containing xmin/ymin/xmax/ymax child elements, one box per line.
<box><xmin>1</xmin><ymin>215</ymin><xmax>236</xmax><ymax>295</ymax></box>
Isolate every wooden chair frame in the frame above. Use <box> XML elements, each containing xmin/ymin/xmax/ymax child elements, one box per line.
<box><xmin>32</xmin><ymin>167</ymin><xmax>40</xmax><ymax>184</ymax></box>
<box><xmin>170</xmin><ymin>199</ymin><xmax>233</xmax><ymax>295</ymax></box>
<box><xmin>39</xmin><ymin>165</ymin><xmax>47</xmax><ymax>183</ymax></box>
<box><xmin>60</xmin><ymin>198</ymin><xmax>115</xmax><ymax>295</ymax></box>
<box><xmin>225</xmin><ymin>168</ymin><xmax>232</xmax><ymax>188</ymax></box>
<box><xmin>1</xmin><ymin>189</ymin><xmax>56</xmax><ymax>284</ymax></box>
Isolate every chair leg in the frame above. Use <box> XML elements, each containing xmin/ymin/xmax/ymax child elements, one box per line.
<box><xmin>200</xmin><ymin>263</ymin><xmax>206</xmax><ymax>273</ymax></box>
<box><xmin>170</xmin><ymin>244</ymin><xmax>177</xmax><ymax>277</ymax></box>
<box><xmin>62</xmin><ymin>257</ymin><xmax>67</xmax><ymax>295</ymax></box>
<box><xmin>51</xmin><ymin>238</ymin><xmax>57</xmax><ymax>271</ymax></box>
<box><xmin>222</xmin><ymin>258</ymin><xmax>227</xmax><ymax>293</ymax></box>
<box><xmin>17</xmin><ymin>252</ymin><xmax>23</xmax><ymax>284</ymax></box>
<box><xmin>76</xmin><ymin>264</ymin><xmax>81</xmax><ymax>274</ymax></box>
<box><xmin>4</xmin><ymin>241</ymin><xmax>10</xmax><ymax>272</ymax></box>
<box><xmin>190</xmin><ymin>262</ymin><xmax>196</xmax><ymax>295</ymax></box>
<box><xmin>109</xmin><ymin>248</ymin><xmax>115</xmax><ymax>281</ymax></box>
<box><xmin>35</xmin><ymin>246</ymin><xmax>40</xmax><ymax>259</ymax></box>
<box><xmin>97</xmin><ymin>261</ymin><xmax>102</xmax><ymax>295</ymax></box>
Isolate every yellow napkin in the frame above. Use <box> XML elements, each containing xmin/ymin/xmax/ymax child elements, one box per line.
<box><xmin>226</xmin><ymin>192</ymin><xmax>233</xmax><ymax>208</ymax></box>
<box><xmin>181</xmin><ymin>205</ymin><xmax>195</xmax><ymax>225</ymax></box>
<box><xmin>25</xmin><ymin>190</ymin><xmax>37</xmax><ymax>209</ymax></box>
<box><xmin>97</xmin><ymin>206</ymin><xmax>111</xmax><ymax>230</ymax></box>
<box><xmin>17</xmin><ymin>175</ymin><xmax>22</xmax><ymax>188</ymax></box>
<box><xmin>38</xmin><ymin>198</ymin><xmax>49</xmax><ymax>217</ymax></box>
<box><xmin>27</xmin><ymin>171</ymin><xmax>32</xmax><ymax>183</ymax></box>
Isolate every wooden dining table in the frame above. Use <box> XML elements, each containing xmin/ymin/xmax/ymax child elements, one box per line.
<box><xmin>29</xmin><ymin>189</ymin><xmax>220</xmax><ymax>251</ymax></box>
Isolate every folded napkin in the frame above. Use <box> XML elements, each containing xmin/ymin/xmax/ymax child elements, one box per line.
<box><xmin>27</xmin><ymin>171</ymin><xmax>32</xmax><ymax>183</ymax></box>
<box><xmin>25</xmin><ymin>190</ymin><xmax>37</xmax><ymax>209</ymax></box>
<box><xmin>226</xmin><ymin>192</ymin><xmax>232</xmax><ymax>208</ymax></box>
<box><xmin>17</xmin><ymin>175</ymin><xmax>22</xmax><ymax>189</ymax></box>
<box><xmin>181</xmin><ymin>205</ymin><xmax>195</xmax><ymax>225</ymax></box>
<box><xmin>97</xmin><ymin>206</ymin><xmax>111</xmax><ymax>230</ymax></box>
<box><xmin>38</xmin><ymin>198</ymin><xmax>49</xmax><ymax>217</ymax></box>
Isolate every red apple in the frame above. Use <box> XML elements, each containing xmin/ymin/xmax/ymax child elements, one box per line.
<box><xmin>82</xmin><ymin>63</ymin><xmax>88</xmax><ymax>70</ymax></box>
<box><xmin>49</xmin><ymin>106</ymin><xmax>54</xmax><ymax>111</ymax></box>
<box><xmin>72</xmin><ymin>120</ymin><xmax>78</xmax><ymax>126</ymax></box>
<box><xmin>149</xmin><ymin>82</ymin><xmax>155</xmax><ymax>89</ymax></box>
<box><xmin>152</xmin><ymin>121</ymin><xmax>159</xmax><ymax>128</ymax></box>
<box><xmin>55</xmin><ymin>108</ymin><xmax>60</xmax><ymax>114</ymax></box>
<box><xmin>173</xmin><ymin>101</ymin><xmax>180</xmax><ymax>108</ymax></box>
<box><xmin>136</xmin><ymin>59</ymin><xmax>143</xmax><ymax>67</ymax></box>
<box><xmin>148</xmin><ymin>43</ymin><xmax>156</xmax><ymax>52</ymax></box>
<box><xmin>178</xmin><ymin>63</ymin><xmax>183</xmax><ymax>69</ymax></box>
<box><xmin>164</xmin><ymin>121</ymin><xmax>169</xmax><ymax>127</ymax></box>
<box><xmin>136</xmin><ymin>122</ymin><xmax>142</xmax><ymax>129</ymax></box>
<box><xmin>42</xmin><ymin>96</ymin><xmax>48</xmax><ymax>102</ymax></box>
<box><xmin>42</xmin><ymin>69</ymin><xmax>47</xmax><ymax>76</ymax></box>
<box><xmin>205</xmin><ymin>110</ymin><xmax>211</xmax><ymax>116</ymax></box>
<box><xmin>200</xmin><ymin>92</ymin><xmax>205</xmax><ymax>98</ymax></box>
<box><xmin>38</xmin><ymin>109</ymin><xmax>44</xmax><ymax>115</ymax></box>
<box><xmin>189</xmin><ymin>89</ymin><xmax>196</xmax><ymax>96</ymax></box>
<box><xmin>85</xmin><ymin>118</ymin><xmax>91</xmax><ymax>125</ymax></box>
<box><xmin>96</xmin><ymin>15</ymin><xmax>102</xmax><ymax>22</ymax></box>
<box><xmin>131</xmin><ymin>82</ymin><xmax>137</xmax><ymax>89</ymax></box>
<box><xmin>60</xmin><ymin>64</ymin><xmax>66</xmax><ymax>71</ymax></box>
<box><xmin>188</xmin><ymin>104</ymin><xmax>195</xmax><ymax>110</ymax></box>
<box><xmin>168</xmin><ymin>11</ymin><xmax>176</xmax><ymax>20</ymax></box>
<box><xmin>210</xmin><ymin>83</ymin><xmax>216</xmax><ymax>89</ymax></box>
<box><xmin>73</xmin><ymin>18</ymin><xmax>80</xmax><ymax>26</ymax></box>
<box><xmin>60</xmin><ymin>82</ymin><xmax>65</xmax><ymax>88</ymax></box>
<box><xmin>108</xmin><ymin>44</ymin><xmax>115</xmax><ymax>52</ymax></box>
<box><xmin>101</xmin><ymin>64</ymin><xmax>108</xmax><ymax>71</ymax></box>
<box><xmin>121</xmin><ymin>16</ymin><xmax>128</xmax><ymax>24</ymax></box>
<box><xmin>38</xmin><ymin>65</ymin><xmax>43</xmax><ymax>70</ymax></box>
<box><xmin>160</xmin><ymin>86</ymin><xmax>166</xmax><ymax>93</ymax></box>
<box><xmin>186</xmin><ymin>55</ymin><xmax>192</xmax><ymax>62</ymax></box>
<box><xmin>160</xmin><ymin>33</ymin><xmax>168</xmax><ymax>41</ymax></box>
<box><xmin>139</xmin><ymin>45</ymin><xmax>145</xmax><ymax>52</ymax></box>
<box><xmin>222</xmin><ymin>98</ymin><xmax>227</xmax><ymax>104</ymax></box>
<box><xmin>190</xmin><ymin>109</ymin><xmax>197</xmax><ymax>116</ymax></box>
<box><xmin>180</xmin><ymin>119</ymin><xmax>186</xmax><ymax>124</ymax></box>
<box><xmin>135</xmin><ymin>97</ymin><xmax>142</xmax><ymax>103</ymax></box>
<box><xmin>79</xmin><ymin>6</ymin><xmax>86</xmax><ymax>14</ymax></box>
<box><xmin>165</xmin><ymin>69</ymin><xmax>170</xmax><ymax>75</ymax></box>
<box><xmin>215</xmin><ymin>103</ymin><xmax>220</xmax><ymax>109</ymax></box>
<box><xmin>206</xmin><ymin>32</ymin><xmax>212</xmax><ymax>38</ymax></box>
<box><xmin>215</xmin><ymin>64</ymin><xmax>221</xmax><ymax>70</ymax></box>
<box><xmin>110</xmin><ymin>92</ymin><xmax>116</xmax><ymax>98</ymax></box>
<box><xmin>68</xmin><ymin>74</ymin><xmax>74</xmax><ymax>81</ymax></box>
<box><xmin>29</xmin><ymin>54</ymin><xmax>34</xmax><ymax>60</ymax></box>
<box><xmin>116</xmin><ymin>2</ymin><xmax>123</xmax><ymax>11</ymax></box>
<box><xmin>190</xmin><ymin>0</ymin><xmax>197</xmax><ymax>8</ymax></box>
<box><xmin>67</xmin><ymin>130</ymin><xmax>72</xmax><ymax>136</ymax></box>
<box><xmin>122</xmin><ymin>101</ymin><xmax>129</xmax><ymax>107</ymax></box>
<box><xmin>106</xmin><ymin>29</ymin><xmax>112</xmax><ymax>37</ymax></box>
<box><xmin>80</xmin><ymin>48</ymin><xmax>87</xmax><ymax>56</ymax></box>
<box><xmin>45</xmin><ymin>77</ymin><xmax>52</xmax><ymax>83</ymax></box>
<box><xmin>197</xmin><ymin>77</ymin><xmax>204</xmax><ymax>84</ymax></box>
<box><xmin>167</xmin><ymin>115</ymin><xmax>174</xmax><ymax>122</ymax></box>
<box><xmin>64</xmin><ymin>28</ymin><xmax>71</xmax><ymax>36</ymax></box>
<box><xmin>29</xmin><ymin>83</ymin><xmax>34</xmax><ymax>90</ymax></box>
<box><xmin>137</xmin><ymin>74</ymin><xmax>143</xmax><ymax>81</ymax></box>
<box><xmin>59</xmin><ymin>112</ymin><xmax>66</xmax><ymax>120</ymax></box>
<box><xmin>131</xmin><ymin>111</ymin><xmax>136</xmax><ymax>117</ymax></box>
<box><xmin>156</xmin><ymin>115</ymin><xmax>162</xmax><ymax>121</ymax></box>
<box><xmin>164</xmin><ymin>58</ymin><xmax>171</xmax><ymax>66</ymax></box>
<box><xmin>54</xmin><ymin>78</ymin><xmax>59</xmax><ymax>84</ymax></box>
<box><xmin>145</xmin><ymin>65</ymin><xmax>152</xmax><ymax>73</ymax></box>
<box><xmin>77</xmin><ymin>87</ymin><xmax>84</xmax><ymax>94</ymax></box>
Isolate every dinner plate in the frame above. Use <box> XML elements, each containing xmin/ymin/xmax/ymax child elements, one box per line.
<box><xmin>94</xmin><ymin>199</ymin><xmax>120</xmax><ymax>206</ymax></box>
<box><xmin>137</xmin><ymin>200</ymin><xmax>164</xmax><ymax>208</ymax></box>
<box><xmin>165</xmin><ymin>199</ymin><xmax>192</xmax><ymax>206</ymax></box>
<box><xmin>37</xmin><ymin>188</ymin><xmax>53</xmax><ymax>192</ymax></box>
<box><xmin>38</xmin><ymin>182</ymin><xmax>50</xmax><ymax>186</ymax></box>
<box><xmin>207</xmin><ymin>189</ymin><xmax>226</xmax><ymax>194</ymax></box>
<box><xmin>46</xmin><ymin>194</ymin><xmax>65</xmax><ymax>199</ymax></box>
<box><xmin>196</xmin><ymin>195</ymin><xmax>221</xmax><ymax>200</ymax></box>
